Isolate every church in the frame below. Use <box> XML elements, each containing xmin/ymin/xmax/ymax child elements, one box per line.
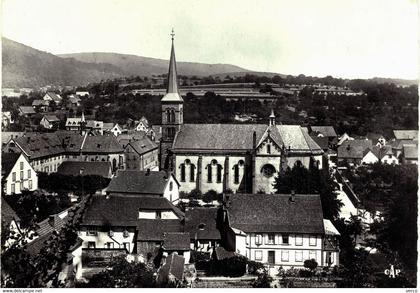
<box><xmin>160</xmin><ymin>32</ymin><xmax>324</xmax><ymax>194</ymax></box>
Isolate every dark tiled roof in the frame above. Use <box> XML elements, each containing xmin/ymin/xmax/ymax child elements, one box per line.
<box><xmin>1</xmin><ymin>132</ymin><xmax>25</xmax><ymax>145</ymax></box>
<box><xmin>81</xmin><ymin>195</ymin><xmax>184</xmax><ymax>227</ymax></box>
<box><xmin>1</xmin><ymin>153</ymin><xmax>21</xmax><ymax>177</ymax></box>
<box><xmin>403</xmin><ymin>144</ymin><xmax>418</xmax><ymax>159</ymax></box>
<box><xmin>184</xmin><ymin>207</ymin><xmax>221</xmax><ymax>240</ymax></box>
<box><xmin>310</xmin><ymin>126</ymin><xmax>337</xmax><ymax>137</ymax></box>
<box><xmin>43</xmin><ymin>114</ymin><xmax>60</xmax><ymax>122</ymax></box>
<box><xmin>35</xmin><ymin>213</ymin><xmax>67</xmax><ymax>238</ymax></box>
<box><xmin>32</xmin><ymin>99</ymin><xmax>49</xmax><ymax>106</ymax></box>
<box><xmin>82</xmin><ymin>135</ymin><xmax>123</xmax><ymax>153</ymax></box>
<box><xmin>19</xmin><ymin>106</ymin><xmax>36</xmax><ymax>114</ymax></box>
<box><xmin>337</xmin><ymin>139</ymin><xmax>372</xmax><ymax>159</ymax></box>
<box><xmin>127</xmin><ymin>136</ymin><xmax>158</xmax><ymax>155</ymax></box>
<box><xmin>57</xmin><ymin>161</ymin><xmax>112</xmax><ymax>178</ymax></box>
<box><xmin>173</xmin><ymin>124</ymin><xmax>322</xmax><ymax>154</ymax></box>
<box><xmin>310</xmin><ymin>136</ymin><xmax>329</xmax><ymax>150</ymax></box>
<box><xmin>162</xmin><ymin>232</ymin><xmax>190</xmax><ymax>250</ymax></box>
<box><xmin>1</xmin><ymin>196</ymin><xmax>20</xmax><ymax>226</ymax></box>
<box><xmin>136</xmin><ymin>219</ymin><xmax>184</xmax><ymax>241</ymax></box>
<box><xmin>157</xmin><ymin>253</ymin><xmax>185</xmax><ymax>284</ymax></box>
<box><xmin>390</xmin><ymin>139</ymin><xmax>417</xmax><ymax>150</ymax></box>
<box><xmin>227</xmin><ymin>194</ymin><xmax>325</xmax><ymax>234</ymax></box>
<box><xmin>46</xmin><ymin>92</ymin><xmax>62</xmax><ymax>101</ymax></box>
<box><xmin>393</xmin><ymin>130</ymin><xmax>418</xmax><ymax>140</ymax></box>
<box><xmin>106</xmin><ymin>170</ymin><xmax>170</xmax><ymax>195</ymax></box>
<box><xmin>14</xmin><ymin>132</ymin><xmax>67</xmax><ymax>158</ymax></box>
<box><xmin>366</xmin><ymin>132</ymin><xmax>385</xmax><ymax>142</ymax></box>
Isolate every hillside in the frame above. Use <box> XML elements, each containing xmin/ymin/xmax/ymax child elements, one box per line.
<box><xmin>2</xmin><ymin>38</ymin><xmax>124</xmax><ymax>88</ymax></box>
<box><xmin>58</xmin><ymin>52</ymin><xmax>249</xmax><ymax>77</ymax></box>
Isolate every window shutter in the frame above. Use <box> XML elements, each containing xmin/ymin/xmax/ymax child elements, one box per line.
<box><xmin>264</xmin><ymin>234</ymin><xmax>269</xmax><ymax>244</ymax></box>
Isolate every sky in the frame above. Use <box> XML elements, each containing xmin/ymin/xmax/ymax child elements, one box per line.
<box><xmin>2</xmin><ymin>0</ymin><xmax>419</xmax><ymax>79</ymax></box>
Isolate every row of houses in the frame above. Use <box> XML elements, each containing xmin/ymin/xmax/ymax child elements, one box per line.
<box><xmin>336</xmin><ymin>130</ymin><xmax>418</xmax><ymax>166</ymax></box>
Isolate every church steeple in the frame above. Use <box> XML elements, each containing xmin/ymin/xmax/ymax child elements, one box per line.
<box><xmin>162</xmin><ymin>29</ymin><xmax>183</xmax><ymax>102</ymax></box>
<box><xmin>160</xmin><ymin>29</ymin><xmax>184</xmax><ymax>170</ymax></box>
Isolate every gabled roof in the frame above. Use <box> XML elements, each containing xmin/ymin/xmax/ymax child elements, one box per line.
<box><xmin>102</xmin><ymin>122</ymin><xmax>115</xmax><ymax>130</ymax></box>
<box><xmin>157</xmin><ymin>253</ymin><xmax>185</xmax><ymax>283</ymax></box>
<box><xmin>173</xmin><ymin>124</ymin><xmax>323</xmax><ymax>154</ymax></box>
<box><xmin>42</xmin><ymin>114</ymin><xmax>60</xmax><ymax>122</ymax></box>
<box><xmin>45</xmin><ymin>92</ymin><xmax>62</xmax><ymax>101</ymax></box>
<box><xmin>19</xmin><ymin>106</ymin><xmax>36</xmax><ymax>115</ymax></box>
<box><xmin>136</xmin><ymin>219</ymin><xmax>184</xmax><ymax>241</ymax></box>
<box><xmin>1</xmin><ymin>153</ymin><xmax>21</xmax><ymax>177</ymax></box>
<box><xmin>57</xmin><ymin>161</ymin><xmax>112</xmax><ymax>178</ymax></box>
<box><xmin>127</xmin><ymin>136</ymin><xmax>158</xmax><ymax>155</ymax></box>
<box><xmin>66</xmin><ymin>117</ymin><xmax>82</xmax><ymax>126</ymax></box>
<box><xmin>81</xmin><ymin>195</ymin><xmax>184</xmax><ymax>227</ymax></box>
<box><xmin>337</xmin><ymin>139</ymin><xmax>372</xmax><ymax>159</ymax></box>
<box><xmin>403</xmin><ymin>144</ymin><xmax>418</xmax><ymax>159</ymax></box>
<box><xmin>390</xmin><ymin>139</ymin><xmax>417</xmax><ymax>150</ymax></box>
<box><xmin>106</xmin><ymin>170</ymin><xmax>173</xmax><ymax>195</ymax></box>
<box><xmin>184</xmin><ymin>207</ymin><xmax>221</xmax><ymax>240</ymax></box>
<box><xmin>1</xmin><ymin>132</ymin><xmax>24</xmax><ymax>145</ymax></box>
<box><xmin>162</xmin><ymin>232</ymin><xmax>190</xmax><ymax>250</ymax></box>
<box><xmin>393</xmin><ymin>130</ymin><xmax>418</xmax><ymax>140</ymax></box>
<box><xmin>81</xmin><ymin>135</ymin><xmax>123</xmax><ymax>153</ymax></box>
<box><xmin>310</xmin><ymin>126</ymin><xmax>337</xmax><ymax>137</ymax></box>
<box><xmin>310</xmin><ymin>136</ymin><xmax>329</xmax><ymax>150</ymax></box>
<box><xmin>32</xmin><ymin>99</ymin><xmax>49</xmax><ymax>106</ymax></box>
<box><xmin>366</xmin><ymin>132</ymin><xmax>385</xmax><ymax>142</ymax></box>
<box><xmin>227</xmin><ymin>194</ymin><xmax>325</xmax><ymax>234</ymax></box>
<box><xmin>1</xmin><ymin>197</ymin><xmax>20</xmax><ymax>227</ymax></box>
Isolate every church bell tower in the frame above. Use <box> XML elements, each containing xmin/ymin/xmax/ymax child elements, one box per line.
<box><xmin>160</xmin><ymin>29</ymin><xmax>183</xmax><ymax>170</ymax></box>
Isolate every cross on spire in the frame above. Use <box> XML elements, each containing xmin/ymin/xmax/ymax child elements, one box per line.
<box><xmin>171</xmin><ymin>28</ymin><xmax>175</xmax><ymax>42</ymax></box>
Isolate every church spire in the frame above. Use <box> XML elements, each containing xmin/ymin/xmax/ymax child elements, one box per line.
<box><xmin>162</xmin><ymin>29</ymin><xmax>183</xmax><ymax>102</ymax></box>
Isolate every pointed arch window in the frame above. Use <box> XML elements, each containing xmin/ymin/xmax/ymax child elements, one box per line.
<box><xmin>190</xmin><ymin>164</ymin><xmax>196</xmax><ymax>182</ymax></box>
<box><xmin>180</xmin><ymin>163</ymin><xmax>186</xmax><ymax>182</ymax></box>
<box><xmin>207</xmin><ymin>164</ymin><xmax>212</xmax><ymax>182</ymax></box>
<box><xmin>217</xmin><ymin>164</ymin><xmax>223</xmax><ymax>183</ymax></box>
<box><xmin>233</xmin><ymin>164</ymin><xmax>240</xmax><ymax>184</ymax></box>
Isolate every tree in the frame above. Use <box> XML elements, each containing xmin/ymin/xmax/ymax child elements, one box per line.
<box><xmin>79</xmin><ymin>256</ymin><xmax>155</xmax><ymax>288</ymax></box>
<box><xmin>303</xmin><ymin>259</ymin><xmax>318</xmax><ymax>272</ymax></box>
<box><xmin>273</xmin><ymin>163</ymin><xmax>343</xmax><ymax>220</ymax></box>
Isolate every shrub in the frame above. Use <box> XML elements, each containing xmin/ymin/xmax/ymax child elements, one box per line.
<box><xmin>247</xmin><ymin>260</ymin><xmax>266</xmax><ymax>275</ymax></box>
<box><xmin>188</xmin><ymin>189</ymin><xmax>202</xmax><ymax>200</ymax></box>
<box><xmin>206</xmin><ymin>255</ymin><xmax>247</xmax><ymax>277</ymax></box>
<box><xmin>202</xmin><ymin>190</ymin><xmax>218</xmax><ymax>203</ymax></box>
<box><xmin>251</xmin><ymin>269</ymin><xmax>273</xmax><ymax>288</ymax></box>
<box><xmin>304</xmin><ymin>259</ymin><xmax>318</xmax><ymax>272</ymax></box>
<box><xmin>298</xmin><ymin>269</ymin><xmax>312</xmax><ymax>278</ymax></box>
<box><xmin>190</xmin><ymin>251</ymin><xmax>211</xmax><ymax>263</ymax></box>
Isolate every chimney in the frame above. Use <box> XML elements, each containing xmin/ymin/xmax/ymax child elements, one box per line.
<box><xmin>252</xmin><ymin>131</ymin><xmax>256</xmax><ymax>149</ymax></box>
<box><xmin>289</xmin><ymin>190</ymin><xmax>296</xmax><ymax>203</ymax></box>
<box><xmin>48</xmin><ymin>215</ymin><xmax>55</xmax><ymax>227</ymax></box>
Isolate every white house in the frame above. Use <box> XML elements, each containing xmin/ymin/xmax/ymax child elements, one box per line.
<box><xmin>337</xmin><ymin>133</ymin><xmax>354</xmax><ymax>146</ymax></box>
<box><xmin>76</xmin><ymin>91</ymin><xmax>90</xmax><ymax>98</ymax></box>
<box><xmin>106</xmin><ymin>170</ymin><xmax>180</xmax><ymax>203</ymax></box>
<box><xmin>111</xmin><ymin>124</ymin><xmax>123</xmax><ymax>136</ymax></box>
<box><xmin>222</xmin><ymin>193</ymin><xmax>340</xmax><ymax>269</ymax></box>
<box><xmin>135</xmin><ymin>117</ymin><xmax>150</xmax><ymax>132</ymax></box>
<box><xmin>43</xmin><ymin>92</ymin><xmax>62</xmax><ymax>105</ymax></box>
<box><xmin>361</xmin><ymin>149</ymin><xmax>379</xmax><ymax>165</ymax></box>
<box><xmin>40</xmin><ymin>114</ymin><xmax>60</xmax><ymax>129</ymax></box>
<box><xmin>1</xmin><ymin>153</ymin><xmax>38</xmax><ymax>195</ymax></box>
<box><xmin>75</xmin><ymin>194</ymin><xmax>186</xmax><ymax>280</ymax></box>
